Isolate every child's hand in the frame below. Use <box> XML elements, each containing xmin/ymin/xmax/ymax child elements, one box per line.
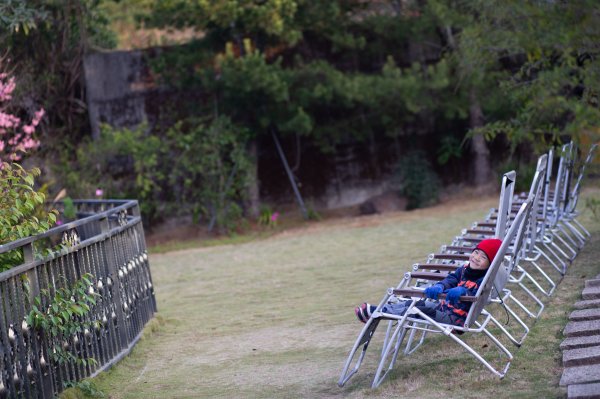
<box><xmin>424</xmin><ymin>285</ymin><xmax>443</xmax><ymax>300</ymax></box>
<box><xmin>446</xmin><ymin>286</ymin><xmax>467</xmax><ymax>305</ymax></box>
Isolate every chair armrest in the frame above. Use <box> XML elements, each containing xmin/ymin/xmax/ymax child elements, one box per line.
<box><xmin>392</xmin><ymin>288</ymin><xmax>477</xmax><ymax>303</ymax></box>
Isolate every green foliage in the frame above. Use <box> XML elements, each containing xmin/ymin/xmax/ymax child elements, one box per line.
<box><xmin>211</xmin><ymin>50</ymin><xmax>293</xmax><ymax>132</ymax></box>
<box><xmin>452</xmin><ymin>0</ymin><xmax>600</xmax><ymax>149</ymax></box>
<box><xmin>306</xmin><ymin>206</ymin><xmax>321</xmax><ymax>221</ymax></box>
<box><xmin>392</xmin><ymin>151</ymin><xmax>441</xmax><ymax>210</ymax></box>
<box><xmin>3</xmin><ymin>0</ymin><xmax>116</xmax><ymax>150</ymax></box>
<box><xmin>146</xmin><ymin>0</ymin><xmax>301</xmax><ymax>45</ymax></box>
<box><xmin>0</xmin><ymin>0</ymin><xmax>48</xmax><ymax>34</ymax></box>
<box><xmin>0</xmin><ymin>163</ymin><xmax>58</xmax><ymax>271</ymax></box>
<box><xmin>26</xmin><ymin>273</ymin><xmax>99</xmax><ymax>366</ymax></box>
<box><xmin>165</xmin><ymin>116</ymin><xmax>251</xmax><ymax>233</ymax></box>
<box><xmin>64</xmin><ymin>124</ymin><xmax>163</xmax><ymax>223</ymax></box>
<box><xmin>145</xmin><ymin>1</ymin><xmax>470</xmax><ymax>152</ymax></box>
<box><xmin>57</xmin><ymin>117</ymin><xmax>251</xmax><ymax>233</ymax></box>
<box><xmin>437</xmin><ymin>136</ymin><xmax>463</xmax><ymax>166</ymax></box>
<box><xmin>62</xmin><ymin>197</ymin><xmax>77</xmax><ymax>220</ymax></box>
<box><xmin>258</xmin><ymin>206</ymin><xmax>279</xmax><ymax>228</ymax></box>
<box><xmin>61</xmin><ymin>379</ymin><xmax>106</xmax><ymax>399</ymax></box>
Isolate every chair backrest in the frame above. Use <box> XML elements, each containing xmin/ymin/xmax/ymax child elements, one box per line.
<box><xmin>551</xmin><ymin>142</ymin><xmax>574</xmax><ymax>226</ymax></box>
<box><xmin>566</xmin><ymin>143</ymin><xmax>598</xmax><ymax>214</ymax></box>
<box><xmin>540</xmin><ymin>147</ymin><xmax>554</xmax><ymax>238</ymax></box>
<box><xmin>495</xmin><ymin>170</ymin><xmax>516</xmax><ymax>238</ymax></box>
<box><xmin>464</xmin><ymin>198</ymin><xmax>533</xmax><ymax>328</ymax></box>
<box><xmin>524</xmin><ymin>154</ymin><xmax>548</xmax><ymax>254</ymax></box>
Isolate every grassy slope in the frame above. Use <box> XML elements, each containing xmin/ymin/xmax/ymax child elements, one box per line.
<box><xmin>89</xmin><ymin>188</ymin><xmax>600</xmax><ymax>399</ymax></box>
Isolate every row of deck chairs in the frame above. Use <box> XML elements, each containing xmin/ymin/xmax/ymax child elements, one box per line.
<box><xmin>339</xmin><ymin>142</ymin><xmax>598</xmax><ymax>389</ymax></box>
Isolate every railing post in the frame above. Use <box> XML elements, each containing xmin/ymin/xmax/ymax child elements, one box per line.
<box><xmin>99</xmin><ymin>217</ymin><xmax>128</xmax><ymax>350</ymax></box>
<box><xmin>21</xmin><ymin>243</ymin><xmax>53</xmax><ymax>398</ymax></box>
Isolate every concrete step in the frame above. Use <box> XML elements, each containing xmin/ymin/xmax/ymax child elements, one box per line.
<box><xmin>583</xmin><ymin>286</ymin><xmax>600</xmax><ymax>300</ymax></box>
<box><xmin>562</xmin><ymin>336</ymin><xmax>600</xmax><ymax>351</ymax></box>
<box><xmin>564</xmin><ymin>320</ymin><xmax>600</xmax><ymax>337</ymax></box>
<box><xmin>563</xmin><ymin>346</ymin><xmax>600</xmax><ymax>367</ymax></box>
<box><xmin>571</xmin><ymin>309</ymin><xmax>600</xmax><ymax>321</ymax></box>
<box><xmin>568</xmin><ymin>382</ymin><xmax>600</xmax><ymax>399</ymax></box>
<box><xmin>574</xmin><ymin>299</ymin><xmax>600</xmax><ymax>310</ymax></box>
<box><xmin>560</xmin><ymin>364</ymin><xmax>600</xmax><ymax>386</ymax></box>
<box><xmin>586</xmin><ymin>279</ymin><xmax>600</xmax><ymax>288</ymax></box>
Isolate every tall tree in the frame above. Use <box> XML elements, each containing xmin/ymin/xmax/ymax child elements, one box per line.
<box><xmin>455</xmin><ymin>0</ymin><xmax>600</xmax><ymax>150</ymax></box>
<box><xmin>1</xmin><ymin>0</ymin><xmax>116</xmax><ymax>146</ymax></box>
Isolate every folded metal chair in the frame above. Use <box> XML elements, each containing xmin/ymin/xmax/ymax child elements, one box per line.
<box><xmin>455</xmin><ymin>163</ymin><xmax>548</xmax><ymax>319</ymax></box>
<box><xmin>544</xmin><ymin>142</ymin><xmax>580</xmax><ymax>260</ymax></box>
<box><xmin>339</xmin><ymin>198</ymin><xmax>533</xmax><ymax>388</ymax></box>
<box><xmin>558</xmin><ymin>142</ymin><xmax>598</xmax><ymax>246</ymax></box>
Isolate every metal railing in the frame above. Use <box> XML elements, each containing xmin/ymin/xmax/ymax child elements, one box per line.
<box><xmin>0</xmin><ymin>200</ymin><xmax>156</xmax><ymax>398</ymax></box>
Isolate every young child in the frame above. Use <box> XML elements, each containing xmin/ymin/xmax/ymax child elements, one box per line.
<box><xmin>355</xmin><ymin>238</ymin><xmax>502</xmax><ymax>327</ymax></box>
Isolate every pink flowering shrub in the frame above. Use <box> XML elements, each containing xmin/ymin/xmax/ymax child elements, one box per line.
<box><xmin>0</xmin><ymin>66</ymin><xmax>57</xmax><ymax>270</ymax></box>
<box><xmin>0</xmin><ymin>70</ymin><xmax>44</xmax><ymax>162</ymax></box>
<box><xmin>258</xmin><ymin>207</ymin><xmax>279</xmax><ymax>228</ymax></box>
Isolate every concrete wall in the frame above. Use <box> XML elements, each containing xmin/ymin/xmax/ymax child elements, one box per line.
<box><xmin>82</xmin><ymin>47</ymin><xmax>445</xmax><ymax>211</ymax></box>
<box><xmin>84</xmin><ymin>50</ymin><xmax>152</xmax><ymax>138</ymax></box>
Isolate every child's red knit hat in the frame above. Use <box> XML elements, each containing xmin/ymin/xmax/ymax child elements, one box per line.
<box><xmin>476</xmin><ymin>238</ymin><xmax>502</xmax><ymax>264</ymax></box>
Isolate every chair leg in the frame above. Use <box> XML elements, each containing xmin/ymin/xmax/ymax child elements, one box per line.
<box><xmin>547</xmin><ymin>237</ymin><xmax>574</xmax><ymax>267</ymax></box>
<box><xmin>572</xmin><ymin>218</ymin><xmax>591</xmax><ymax>238</ymax></box>
<box><xmin>507</xmin><ymin>284</ymin><xmax>544</xmax><ymax>319</ymax></box>
<box><xmin>552</xmin><ymin>227</ymin><xmax>578</xmax><ymax>260</ymax></box>
<box><xmin>520</xmin><ymin>260</ymin><xmax>556</xmax><ymax>296</ymax></box>
<box><xmin>557</xmin><ymin>221</ymin><xmax>584</xmax><ymax>250</ymax></box>
<box><xmin>371</xmin><ymin>321</ymin><xmax>409</xmax><ymax>388</ymax></box>
<box><xmin>338</xmin><ymin>318</ymin><xmax>381</xmax><ymax>387</ymax></box>
<box><xmin>562</xmin><ymin>220</ymin><xmax>587</xmax><ymax>247</ymax></box>
<box><xmin>536</xmin><ymin>243</ymin><xmax>567</xmax><ymax>275</ymax></box>
<box><xmin>488</xmin><ymin>310</ymin><xmax>529</xmax><ymax>347</ymax></box>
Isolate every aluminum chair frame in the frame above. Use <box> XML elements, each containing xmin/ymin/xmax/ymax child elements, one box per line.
<box><xmin>339</xmin><ymin>200</ymin><xmax>532</xmax><ymax>388</ymax></box>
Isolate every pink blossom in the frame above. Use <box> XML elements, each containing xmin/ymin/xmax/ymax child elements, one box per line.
<box><xmin>32</xmin><ymin>108</ymin><xmax>44</xmax><ymax>126</ymax></box>
<box><xmin>0</xmin><ymin>76</ymin><xmax>15</xmax><ymax>102</ymax></box>
<box><xmin>56</xmin><ymin>220</ymin><xmax>63</xmax><ymax>226</ymax></box>
<box><xmin>0</xmin><ymin>111</ymin><xmax>20</xmax><ymax>128</ymax></box>
<box><xmin>0</xmin><ymin>68</ymin><xmax>43</xmax><ymax>161</ymax></box>
<box><xmin>270</xmin><ymin>211</ymin><xmax>280</xmax><ymax>222</ymax></box>
<box><xmin>22</xmin><ymin>138</ymin><xmax>39</xmax><ymax>149</ymax></box>
<box><xmin>95</xmin><ymin>188</ymin><xmax>104</xmax><ymax>197</ymax></box>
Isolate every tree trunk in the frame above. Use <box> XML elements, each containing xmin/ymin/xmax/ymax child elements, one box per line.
<box><xmin>246</xmin><ymin>139</ymin><xmax>260</xmax><ymax>219</ymax></box>
<box><xmin>469</xmin><ymin>89</ymin><xmax>492</xmax><ymax>186</ymax></box>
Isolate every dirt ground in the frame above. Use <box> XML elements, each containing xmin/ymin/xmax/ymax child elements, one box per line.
<box><xmin>87</xmin><ymin>185</ymin><xmax>600</xmax><ymax>398</ymax></box>
<box><xmin>144</xmin><ymin>184</ymin><xmax>499</xmax><ymax>249</ymax></box>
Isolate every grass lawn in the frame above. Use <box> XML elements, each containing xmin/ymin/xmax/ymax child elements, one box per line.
<box><xmin>80</xmin><ymin>187</ymin><xmax>600</xmax><ymax>399</ymax></box>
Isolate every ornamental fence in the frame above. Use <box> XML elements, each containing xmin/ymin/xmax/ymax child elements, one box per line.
<box><xmin>0</xmin><ymin>200</ymin><xmax>156</xmax><ymax>398</ymax></box>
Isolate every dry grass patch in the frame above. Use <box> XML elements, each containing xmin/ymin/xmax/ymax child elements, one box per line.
<box><xmin>82</xmin><ymin>188</ymin><xmax>600</xmax><ymax>398</ymax></box>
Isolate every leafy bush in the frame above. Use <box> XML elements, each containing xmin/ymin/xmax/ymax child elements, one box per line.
<box><xmin>165</xmin><ymin>116</ymin><xmax>251</xmax><ymax>233</ymax></box>
<box><xmin>0</xmin><ymin>163</ymin><xmax>58</xmax><ymax>271</ymax></box>
<box><xmin>61</xmin><ymin>379</ymin><xmax>106</xmax><ymax>399</ymax></box>
<box><xmin>258</xmin><ymin>206</ymin><xmax>279</xmax><ymax>228</ymax></box>
<box><xmin>27</xmin><ymin>273</ymin><xmax>99</xmax><ymax>366</ymax></box>
<box><xmin>62</xmin><ymin>196</ymin><xmax>77</xmax><ymax>220</ymax></box>
<box><xmin>58</xmin><ymin>116</ymin><xmax>251</xmax><ymax>233</ymax></box>
<box><xmin>392</xmin><ymin>151</ymin><xmax>441</xmax><ymax>210</ymax></box>
<box><xmin>58</xmin><ymin>124</ymin><xmax>163</xmax><ymax>224</ymax></box>
<box><xmin>0</xmin><ymin>67</ymin><xmax>44</xmax><ymax>163</ymax></box>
